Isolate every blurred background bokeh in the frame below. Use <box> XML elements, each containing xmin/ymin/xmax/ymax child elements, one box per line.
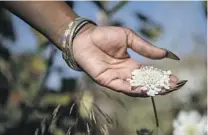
<box><xmin>0</xmin><ymin>1</ymin><xmax>207</xmax><ymax>135</ymax></box>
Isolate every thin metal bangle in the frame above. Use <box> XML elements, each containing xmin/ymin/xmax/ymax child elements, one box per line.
<box><xmin>62</xmin><ymin>17</ymin><xmax>96</xmax><ymax>71</ymax></box>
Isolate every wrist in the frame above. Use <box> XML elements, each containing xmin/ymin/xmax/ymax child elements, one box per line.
<box><xmin>55</xmin><ymin>15</ymin><xmax>79</xmax><ymax>51</ymax></box>
<box><xmin>61</xmin><ymin>17</ymin><xmax>97</xmax><ymax>71</ymax></box>
<box><xmin>75</xmin><ymin>23</ymin><xmax>96</xmax><ymax>37</ymax></box>
<box><xmin>56</xmin><ymin>17</ymin><xmax>96</xmax><ymax>51</ymax></box>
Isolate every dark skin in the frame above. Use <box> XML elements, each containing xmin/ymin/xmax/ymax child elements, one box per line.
<box><xmin>1</xmin><ymin>1</ymin><xmax>186</xmax><ymax>97</ymax></box>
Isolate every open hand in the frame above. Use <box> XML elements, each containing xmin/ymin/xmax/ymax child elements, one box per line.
<box><xmin>72</xmin><ymin>24</ymin><xmax>186</xmax><ymax>97</ymax></box>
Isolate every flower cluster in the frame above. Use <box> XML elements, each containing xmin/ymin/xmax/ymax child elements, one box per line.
<box><xmin>173</xmin><ymin>110</ymin><xmax>207</xmax><ymax>135</ymax></box>
<box><xmin>128</xmin><ymin>66</ymin><xmax>171</xmax><ymax>96</ymax></box>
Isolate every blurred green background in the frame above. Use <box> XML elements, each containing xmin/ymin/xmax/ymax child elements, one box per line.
<box><xmin>0</xmin><ymin>1</ymin><xmax>207</xmax><ymax>135</ymax></box>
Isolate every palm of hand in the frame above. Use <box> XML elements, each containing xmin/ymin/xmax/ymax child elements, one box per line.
<box><xmin>73</xmin><ymin>25</ymin><xmax>179</xmax><ymax>96</ymax></box>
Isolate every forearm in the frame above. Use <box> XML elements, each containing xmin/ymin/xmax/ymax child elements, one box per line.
<box><xmin>1</xmin><ymin>1</ymin><xmax>78</xmax><ymax>50</ymax></box>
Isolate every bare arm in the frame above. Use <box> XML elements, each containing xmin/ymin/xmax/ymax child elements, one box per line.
<box><xmin>1</xmin><ymin>1</ymin><xmax>184</xmax><ymax>96</ymax></box>
<box><xmin>1</xmin><ymin>1</ymin><xmax>78</xmax><ymax>50</ymax></box>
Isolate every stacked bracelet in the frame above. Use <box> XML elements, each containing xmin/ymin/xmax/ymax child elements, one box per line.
<box><xmin>62</xmin><ymin>17</ymin><xmax>96</xmax><ymax>71</ymax></box>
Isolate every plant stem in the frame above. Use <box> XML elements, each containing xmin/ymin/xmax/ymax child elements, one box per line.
<box><xmin>151</xmin><ymin>97</ymin><xmax>159</xmax><ymax>128</ymax></box>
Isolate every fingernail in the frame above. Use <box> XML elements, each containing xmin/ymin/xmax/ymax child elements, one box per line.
<box><xmin>164</xmin><ymin>49</ymin><xmax>180</xmax><ymax>60</ymax></box>
<box><xmin>176</xmin><ymin>80</ymin><xmax>188</xmax><ymax>86</ymax></box>
<box><xmin>162</xmin><ymin>80</ymin><xmax>188</xmax><ymax>94</ymax></box>
<box><xmin>175</xmin><ymin>80</ymin><xmax>188</xmax><ymax>89</ymax></box>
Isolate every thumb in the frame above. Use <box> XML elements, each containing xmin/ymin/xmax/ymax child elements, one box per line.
<box><xmin>124</xmin><ymin>28</ymin><xmax>180</xmax><ymax>60</ymax></box>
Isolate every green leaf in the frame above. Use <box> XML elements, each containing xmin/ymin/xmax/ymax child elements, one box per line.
<box><xmin>29</xmin><ymin>56</ymin><xmax>46</xmax><ymax>75</ymax></box>
<box><xmin>40</xmin><ymin>93</ymin><xmax>72</xmax><ymax>106</ymax></box>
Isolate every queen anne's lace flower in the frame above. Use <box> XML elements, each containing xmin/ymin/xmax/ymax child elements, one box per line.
<box><xmin>173</xmin><ymin>110</ymin><xmax>207</xmax><ymax>135</ymax></box>
<box><xmin>128</xmin><ymin>66</ymin><xmax>171</xmax><ymax>96</ymax></box>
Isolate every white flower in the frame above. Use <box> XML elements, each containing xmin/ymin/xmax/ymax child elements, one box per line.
<box><xmin>173</xmin><ymin>65</ymin><xmax>206</xmax><ymax>103</ymax></box>
<box><xmin>128</xmin><ymin>66</ymin><xmax>171</xmax><ymax>96</ymax></box>
<box><xmin>173</xmin><ymin>110</ymin><xmax>207</xmax><ymax>135</ymax></box>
